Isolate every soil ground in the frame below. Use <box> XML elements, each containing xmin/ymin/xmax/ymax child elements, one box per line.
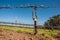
<box><xmin>0</xmin><ymin>30</ymin><xmax>45</xmax><ymax>40</ymax></box>
<box><xmin>0</xmin><ymin>30</ymin><xmax>60</xmax><ymax>40</ymax></box>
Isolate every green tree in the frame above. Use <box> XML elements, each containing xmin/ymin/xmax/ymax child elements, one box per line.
<box><xmin>44</xmin><ymin>14</ymin><xmax>60</xmax><ymax>29</ymax></box>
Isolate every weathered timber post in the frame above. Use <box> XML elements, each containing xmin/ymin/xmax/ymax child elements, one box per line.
<box><xmin>32</xmin><ymin>7</ymin><xmax>38</xmax><ymax>35</ymax></box>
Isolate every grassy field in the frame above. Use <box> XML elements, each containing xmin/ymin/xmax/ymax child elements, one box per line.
<box><xmin>0</xmin><ymin>25</ymin><xmax>60</xmax><ymax>35</ymax></box>
<box><xmin>0</xmin><ymin>25</ymin><xmax>60</xmax><ymax>40</ymax></box>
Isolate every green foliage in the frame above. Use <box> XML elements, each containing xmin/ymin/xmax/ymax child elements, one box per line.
<box><xmin>44</xmin><ymin>14</ymin><xmax>60</xmax><ymax>28</ymax></box>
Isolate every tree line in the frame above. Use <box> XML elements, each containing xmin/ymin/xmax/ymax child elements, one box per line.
<box><xmin>44</xmin><ymin>14</ymin><xmax>60</xmax><ymax>29</ymax></box>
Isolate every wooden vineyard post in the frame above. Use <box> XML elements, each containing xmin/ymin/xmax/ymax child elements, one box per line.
<box><xmin>34</xmin><ymin>18</ymin><xmax>37</xmax><ymax>35</ymax></box>
<box><xmin>32</xmin><ymin>8</ymin><xmax>38</xmax><ymax>35</ymax></box>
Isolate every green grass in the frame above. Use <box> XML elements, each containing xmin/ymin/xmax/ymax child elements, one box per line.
<box><xmin>0</xmin><ymin>25</ymin><xmax>34</xmax><ymax>34</ymax></box>
<box><xmin>0</xmin><ymin>25</ymin><xmax>60</xmax><ymax>36</ymax></box>
<box><xmin>0</xmin><ymin>25</ymin><xmax>60</xmax><ymax>40</ymax></box>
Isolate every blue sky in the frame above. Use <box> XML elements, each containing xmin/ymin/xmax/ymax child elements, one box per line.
<box><xmin>0</xmin><ymin>0</ymin><xmax>60</xmax><ymax>25</ymax></box>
